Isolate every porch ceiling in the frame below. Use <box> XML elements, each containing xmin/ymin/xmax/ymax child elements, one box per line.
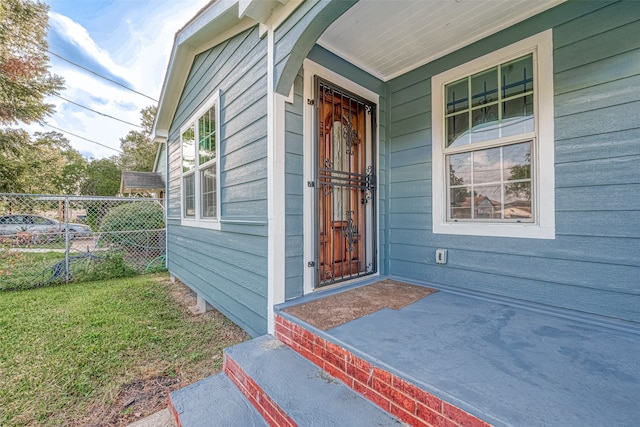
<box><xmin>316</xmin><ymin>0</ymin><xmax>565</xmax><ymax>81</ymax></box>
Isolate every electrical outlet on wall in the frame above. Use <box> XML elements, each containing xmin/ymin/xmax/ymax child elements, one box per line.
<box><xmin>435</xmin><ymin>248</ymin><xmax>447</xmax><ymax>264</ymax></box>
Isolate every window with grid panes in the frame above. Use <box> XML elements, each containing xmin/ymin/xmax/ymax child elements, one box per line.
<box><xmin>445</xmin><ymin>54</ymin><xmax>534</xmax><ymax>222</ymax></box>
<box><xmin>431</xmin><ymin>31</ymin><xmax>555</xmax><ymax>239</ymax></box>
<box><xmin>181</xmin><ymin>92</ymin><xmax>220</xmax><ymax>225</ymax></box>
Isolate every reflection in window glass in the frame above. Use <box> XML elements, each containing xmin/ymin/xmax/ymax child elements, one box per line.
<box><xmin>450</xmin><ymin>187</ymin><xmax>472</xmax><ymax>219</ymax></box>
<box><xmin>473</xmin><ymin>185</ymin><xmax>501</xmax><ymax>219</ymax></box>
<box><xmin>182</xmin><ymin>126</ymin><xmax>195</xmax><ymax>173</ymax></box>
<box><xmin>504</xmin><ymin>182</ymin><xmax>532</xmax><ymax>219</ymax></box>
<box><xmin>446</xmin><ymin>78</ymin><xmax>468</xmax><ymax>114</ymax></box>
<box><xmin>201</xmin><ymin>165</ymin><xmax>217</xmax><ymax>218</ymax></box>
<box><xmin>446</xmin><ymin>113</ymin><xmax>469</xmax><ymax>147</ymax></box>
<box><xmin>471</xmin><ymin>67</ymin><xmax>498</xmax><ymax>107</ymax></box>
<box><xmin>449</xmin><ymin>152</ymin><xmax>471</xmax><ymax>185</ymax></box>
<box><xmin>472</xmin><ymin>147</ymin><xmax>501</xmax><ymax>184</ymax></box>
<box><xmin>198</xmin><ymin>106</ymin><xmax>216</xmax><ymax>166</ymax></box>
<box><xmin>502</xmin><ymin>55</ymin><xmax>533</xmax><ymax>98</ymax></box>
<box><xmin>446</xmin><ymin>142</ymin><xmax>532</xmax><ymax>222</ymax></box>
<box><xmin>503</xmin><ymin>143</ymin><xmax>531</xmax><ymax>180</ymax></box>
<box><xmin>184</xmin><ymin>174</ymin><xmax>195</xmax><ymax>217</ymax></box>
<box><xmin>444</xmin><ymin>54</ymin><xmax>534</xmax><ymax>147</ymax></box>
<box><xmin>503</xmin><ymin>143</ymin><xmax>532</xmax><ymax>219</ymax></box>
<box><xmin>502</xmin><ymin>95</ymin><xmax>534</xmax><ymax>138</ymax></box>
<box><xmin>471</xmin><ymin>103</ymin><xmax>499</xmax><ymax>143</ymax></box>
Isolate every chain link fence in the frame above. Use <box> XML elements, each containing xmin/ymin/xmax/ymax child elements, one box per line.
<box><xmin>0</xmin><ymin>194</ymin><xmax>165</xmax><ymax>290</ymax></box>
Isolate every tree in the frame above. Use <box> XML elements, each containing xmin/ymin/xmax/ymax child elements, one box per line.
<box><xmin>29</xmin><ymin>131</ymin><xmax>87</xmax><ymax>194</ymax></box>
<box><xmin>118</xmin><ymin>105</ymin><xmax>157</xmax><ymax>172</ymax></box>
<box><xmin>0</xmin><ymin>0</ymin><xmax>64</xmax><ymax>125</ymax></box>
<box><xmin>81</xmin><ymin>157</ymin><xmax>121</xmax><ymax>196</ymax></box>
<box><xmin>505</xmin><ymin>151</ymin><xmax>532</xmax><ymax>200</ymax></box>
<box><xmin>0</xmin><ymin>129</ymin><xmax>85</xmax><ymax>194</ymax></box>
<box><xmin>0</xmin><ymin>128</ymin><xmax>30</xmax><ymax>193</ymax></box>
<box><xmin>80</xmin><ymin>157</ymin><xmax>122</xmax><ymax>232</ymax></box>
<box><xmin>449</xmin><ymin>164</ymin><xmax>470</xmax><ymax>205</ymax></box>
<box><xmin>17</xmin><ymin>132</ymin><xmax>70</xmax><ymax>193</ymax></box>
<box><xmin>55</xmin><ymin>149</ymin><xmax>87</xmax><ymax>194</ymax></box>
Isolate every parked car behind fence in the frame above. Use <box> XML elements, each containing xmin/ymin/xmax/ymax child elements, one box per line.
<box><xmin>0</xmin><ymin>215</ymin><xmax>92</xmax><ymax>241</ymax></box>
<box><xmin>0</xmin><ymin>194</ymin><xmax>166</xmax><ymax>287</ymax></box>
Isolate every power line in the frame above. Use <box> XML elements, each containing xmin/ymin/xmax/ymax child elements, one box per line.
<box><xmin>13</xmin><ymin>32</ymin><xmax>159</xmax><ymax>103</ymax></box>
<box><xmin>53</xmin><ymin>93</ymin><xmax>143</xmax><ymax>128</ymax></box>
<box><xmin>43</xmin><ymin>122</ymin><xmax>123</xmax><ymax>153</ymax></box>
<box><xmin>47</xmin><ymin>50</ymin><xmax>158</xmax><ymax>102</ymax></box>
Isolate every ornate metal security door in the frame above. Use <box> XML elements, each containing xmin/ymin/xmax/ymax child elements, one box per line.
<box><xmin>314</xmin><ymin>78</ymin><xmax>376</xmax><ymax>288</ymax></box>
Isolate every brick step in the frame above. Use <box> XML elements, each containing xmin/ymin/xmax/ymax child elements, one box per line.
<box><xmin>169</xmin><ymin>313</ymin><xmax>490</xmax><ymax>427</ymax></box>
<box><xmin>168</xmin><ymin>374</ymin><xmax>268</xmax><ymax>427</ymax></box>
<box><xmin>275</xmin><ymin>314</ymin><xmax>491</xmax><ymax>427</ymax></box>
<box><xmin>224</xmin><ymin>335</ymin><xmax>403</xmax><ymax>427</ymax></box>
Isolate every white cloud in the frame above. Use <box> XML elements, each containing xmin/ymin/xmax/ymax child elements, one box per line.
<box><xmin>48</xmin><ymin>12</ymin><xmax>132</xmax><ymax>86</ymax></box>
<box><xmin>120</xmin><ymin>2</ymin><xmax>209</xmax><ymax>98</ymax></box>
<box><xmin>36</xmin><ymin>1</ymin><xmax>210</xmax><ymax>160</ymax></box>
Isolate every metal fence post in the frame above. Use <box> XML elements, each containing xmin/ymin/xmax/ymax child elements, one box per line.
<box><xmin>65</xmin><ymin>196</ymin><xmax>70</xmax><ymax>283</ymax></box>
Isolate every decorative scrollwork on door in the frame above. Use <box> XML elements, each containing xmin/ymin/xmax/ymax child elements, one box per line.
<box><xmin>343</xmin><ymin>210</ymin><xmax>358</xmax><ymax>253</ymax></box>
<box><xmin>342</xmin><ymin>116</ymin><xmax>359</xmax><ymax>155</ymax></box>
<box><xmin>315</xmin><ymin>77</ymin><xmax>377</xmax><ymax>288</ymax></box>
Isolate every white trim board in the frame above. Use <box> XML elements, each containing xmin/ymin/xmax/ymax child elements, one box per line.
<box><xmin>267</xmin><ymin>28</ymin><xmax>286</xmax><ymax>335</ymax></box>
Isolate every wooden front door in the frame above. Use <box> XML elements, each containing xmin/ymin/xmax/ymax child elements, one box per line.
<box><xmin>314</xmin><ymin>77</ymin><xmax>376</xmax><ymax>288</ymax></box>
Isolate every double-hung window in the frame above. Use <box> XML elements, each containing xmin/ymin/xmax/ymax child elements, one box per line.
<box><xmin>181</xmin><ymin>92</ymin><xmax>221</xmax><ymax>227</ymax></box>
<box><xmin>432</xmin><ymin>31</ymin><xmax>555</xmax><ymax>239</ymax></box>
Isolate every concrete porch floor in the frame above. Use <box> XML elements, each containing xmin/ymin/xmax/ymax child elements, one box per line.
<box><xmin>279</xmin><ymin>282</ymin><xmax>640</xmax><ymax>426</ymax></box>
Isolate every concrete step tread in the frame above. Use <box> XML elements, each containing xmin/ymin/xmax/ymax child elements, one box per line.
<box><xmin>225</xmin><ymin>335</ymin><xmax>403</xmax><ymax>427</ymax></box>
<box><xmin>169</xmin><ymin>373</ymin><xmax>268</xmax><ymax>427</ymax></box>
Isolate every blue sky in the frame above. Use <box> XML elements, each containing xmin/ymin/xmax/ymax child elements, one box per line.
<box><xmin>31</xmin><ymin>0</ymin><xmax>209</xmax><ymax>159</ymax></box>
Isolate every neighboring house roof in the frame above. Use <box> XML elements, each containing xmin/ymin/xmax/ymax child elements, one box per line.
<box><xmin>120</xmin><ymin>171</ymin><xmax>165</xmax><ymax>194</ymax></box>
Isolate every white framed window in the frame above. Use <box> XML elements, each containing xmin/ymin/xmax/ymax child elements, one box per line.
<box><xmin>432</xmin><ymin>30</ymin><xmax>555</xmax><ymax>239</ymax></box>
<box><xmin>181</xmin><ymin>91</ymin><xmax>221</xmax><ymax>229</ymax></box>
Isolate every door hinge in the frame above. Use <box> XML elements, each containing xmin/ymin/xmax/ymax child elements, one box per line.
<box><xmin>307</xmin><ymin>261</ymin><xmax>316</xmax><ymax>268</ymax></box>
<box><xmin>307</xmin><ymin>99</ymin><xmax>315</xmax><ymax>105</ymax></box>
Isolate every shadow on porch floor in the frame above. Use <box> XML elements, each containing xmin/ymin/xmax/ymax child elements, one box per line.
<box><xmin>277</xmin><ymin>279</ymin><xmax>640</xmax><ymax>426</ymax></box>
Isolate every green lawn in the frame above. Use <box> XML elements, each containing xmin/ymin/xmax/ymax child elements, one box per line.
<box><xmin>0</xmin><ymin>250</ymin><xmax>65</xmax><ymax>290</ymax></box>
<box><xmin>0</xmin><ymin>249</ymin><xmax>142</xmax><ymax>291</ymax></box>
<box><xmin>0</xmin><ymin>273</ymin><xmax>248</xmax><ymax>426</ymax></box>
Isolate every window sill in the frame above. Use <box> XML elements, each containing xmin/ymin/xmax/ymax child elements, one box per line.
<box><xmin>433</xmin><ymin>221</ymin><xmax>555</xmax><ymax>240</ymax></box>
<box><xmin>180</xmin><ymin>218</ymin><xmax>222</xmax><ymax>230</ymax></box>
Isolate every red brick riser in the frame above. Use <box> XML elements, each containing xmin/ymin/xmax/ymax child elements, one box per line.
<box><xmin>167</xmin><ymin>397</ymin><xmax>183</xmax><ymax>427</ymax></box>
<box><xmin>275</xmin><ymin>314</ymin><xmax>492</xmax><ymax>427</ymax></box>
<box><xmin>223</xmin><ymin>354</ymin><xmax>298</xmax><ymax>427</ymax></box>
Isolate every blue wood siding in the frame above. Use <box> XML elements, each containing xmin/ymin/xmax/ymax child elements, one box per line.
<box><xmin>387</xmin><ymin>0</ymin><xmax>640</xmax><ymax>323</ymax></box>
<box><xmin>166</xmin><ymin>27</ymin><xmax>269</xmax><ymax>336</ymax></box>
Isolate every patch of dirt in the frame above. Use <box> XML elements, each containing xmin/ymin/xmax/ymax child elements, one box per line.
<box><xmin>168</xmin><ymin>277</ymin><xmax>198</xmax><ymax>310</ymax></box>
<box><xmin>81</xmin><ymin>376</ymin><xmax>180</xmax><ymax>427</ymax></box>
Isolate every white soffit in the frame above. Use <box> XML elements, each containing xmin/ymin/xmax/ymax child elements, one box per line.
<box><xmin>317</xmin><ymin>0</ymin><xmax>566</xmax><ymax>81</ymax></box>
